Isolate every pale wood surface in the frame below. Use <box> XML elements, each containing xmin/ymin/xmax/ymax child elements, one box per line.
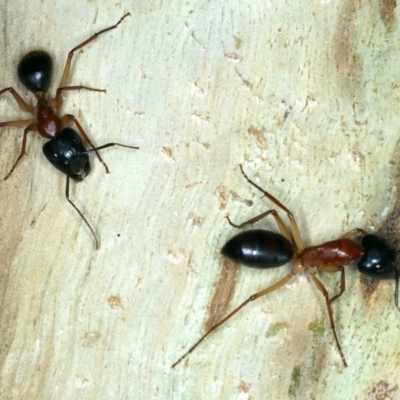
<box><xmin>0</xmin><ymin>1</ymin><xmax>400</xmax><ymax>399</ymax></box>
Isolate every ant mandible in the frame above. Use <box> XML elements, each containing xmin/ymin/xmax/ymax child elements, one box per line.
<box><xmin>0</xmin><ymin>13</ymin><xmax>138</xmax><ymax>249</ymax></box>
<box><xmin>172</xmin><ymin>165</ymin><xmax>399</xmax><ymax>368</ymax></box>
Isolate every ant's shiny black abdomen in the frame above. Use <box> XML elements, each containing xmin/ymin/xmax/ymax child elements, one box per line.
<box><xmin>18</xmin><ymin>51</ymin><xmax>53</xmax><ymax>93</ymax></box>
<box><xmin>221</xmin><ymin>229</ymin><xmax>294</xmax><ymax>268</ymax></box>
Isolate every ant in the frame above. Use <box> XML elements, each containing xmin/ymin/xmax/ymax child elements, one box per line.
<box><xmin>172</xmin><ymin>165</ymin><xmax>399</xmax><ymax>368</ymax></box>
<box><xmin>0</xmin><ymin>13</ymin><xmax>138</xmax><ymax>249</ymax></box>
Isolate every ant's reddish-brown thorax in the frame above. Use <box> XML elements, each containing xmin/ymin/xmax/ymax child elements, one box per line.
<box><xmin>36</xmin><ymin>97</ymin><xmax>61</xmax><ymax>139</ymax></box>
<box><xmin>300</xmin><ymin>238</ymin><xmax>364</xmax><ymax>267</ymax></box>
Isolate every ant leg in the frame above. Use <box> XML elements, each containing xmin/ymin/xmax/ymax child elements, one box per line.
<box><xmin>340</xmin><ymin>228</ymin><xmax>368</xmax><ymax>239</ymax></box>
<box><xmin>319</xmin><ymin>264</ymin><xmax>345</xmax><ymax>303</ymax></box>
<box><xmin>0</xmin><ymin>119</ymin><xmax>37</xmax><ymax>129</ymax></box>
<box><xmin>4</xmin><ymin>122</ymin><xmax>37</xmax><ymax>180</ymax></box>
<box><xmin>83</xmin><ymin>143</ymin><xmax>139</xmax><ymax>153</ymax></box>
<box><xmin>310</xmin><ymin>270</ymin><xmax>348</xmax><ymax>367</ymax></box>
<box><xmin>227</xmin><ymin>209</ymin><xmax>292</xmax><ymax>244</ymax></box>
<box><xmin>0</xmin><ymin>87</ymin><xmax>34</xmax><ymax>114</ymax></box>
<box><xmin>55</xmin><ymin>86</ymin><xmax>106</xmax><ymax>110</ymax></box>
<box><xmin>58</xmin><ymin>86</ymin><xmax>105</xmax><ymax>93</ymax></box>
<box><xmin>239</xmin><ymin>164</ymin><xmax>304</xmax><ymax>250</ymax></box>
<box><xmin>56</xmin><ymin>13</ymin><xmax>130</xmax><ymax>105</ymax></box>
<box><xmin>60</xmin><ymin>114</ymin><xmax>110</xmax><ymax>173</ymax></box>
<box><xmin>171</xmin><ymin>262</ymin><xmax>305</xmax><ymax>368</ymax></box>
<box><xmin>65</xmin><ymin>173</ymin><xmax>99</xmax><ymax>250</ymax></box>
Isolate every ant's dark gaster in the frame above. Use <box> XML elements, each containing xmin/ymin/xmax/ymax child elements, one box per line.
<box><xmin>172</xmin><ymin>165</ymin><xmax>399</xmax><ymax>368</ymax></box>
<box><xmin>0</xmin><ymin>13</ymin><xmax>138</xmax><ymax>249</ymax></box>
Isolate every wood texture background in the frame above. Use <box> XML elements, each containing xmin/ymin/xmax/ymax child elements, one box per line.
<box><xmin>0</xmin><ymin>1</ymin><xmax>399</xmax><ymax>399</ymax></box>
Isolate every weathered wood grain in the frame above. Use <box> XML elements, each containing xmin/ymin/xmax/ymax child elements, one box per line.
<box><xmin>0</xmin><ymin>1</ymin><xmax>399</xmax><ymax>399</ymax></box>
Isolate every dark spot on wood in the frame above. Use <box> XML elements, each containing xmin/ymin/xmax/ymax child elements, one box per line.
<box><xmin>367</xmin><ymin>380</ymin><xmax>398</xmax><ymax>399</ymax></box>
<box><xmin>204</xmin><ymin>258</ymin><xmax>240</xmax><ymax>331</ymax></box>
<box><xmin>381</xmin><ymin>0</ymin><xmax>397</xmax><ymax>27</ymax></box>
<box><xmin>333</xmin><ymin>3</ymin><xmax>362</xmax><ymax>99</ymax></box>
<box><xmin>247</xmin><ymin>125</ymin><xmax>268</xmax><ymax>150</ymax></box>
<box><xmin>359</xmin><ymin>274</ymin><xmax>379</xmax><ymax>300</ymax></box>
<box><xmin>107</xmin><ymin>295</ymin><xmax>123</xmax><ymax>309</ymax></box>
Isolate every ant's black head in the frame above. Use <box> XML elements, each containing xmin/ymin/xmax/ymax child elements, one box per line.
<box><xmin>42</xmin><ymin>128</ymin><xmax>90</xmax><ymax>182</ymax></box>
<box><xmin>357</xmin><ymin>234</ymin><xmax>397</xmax><ymax>279</ymax></box>
<box><xmin>18</xmin><ymin>50</ymin><xmax>53</xmax><ymax>93</ymax></box>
